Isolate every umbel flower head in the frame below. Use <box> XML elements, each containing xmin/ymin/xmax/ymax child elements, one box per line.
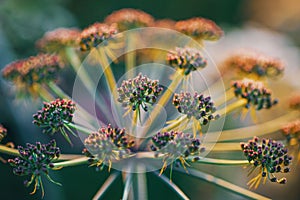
<box><xmin>36</xmin><ymin>27</ymin><xmax>81</xmax><ymax>52</ymax></box>
<box><xmin>117</xmin><ymin>73</ymin><xmax>163</xmax><ymax>113</ymax></box>
<box><xmin>224</xmin><ymin>50</ymin><xmax>285</xmax><ymax>79</ymax></box>
<box><xmin>8</xmin><ymin>140</ymin><xmax>61</xmax><ymax>197</ymax></box>
<box><xmin>167</xmin><ymin>47</ymin><xmax>207</xmax><ymax>75</ymax></box>
<box><xmin>84</xmin><ymin>124</ymin><xmax>135</xmax><ymax>171</ymax></box>
<box><xmin>2</xmin><ymin>54</ymin><xmax>63</xmax><ymax>96</ymax></box>
<box><xmin>79</xmin><ymin>23</ymin><xmax>118</xmax><ymax>51</ymax></box>
<box><xmin>281</xmin><ymin>120</ymin><xmax>300</xmax><ymax>144</ymax></box>
<box><xmin>33</xmin><ymin>99</ymin><xmax>76</xmax><ymax>145</ymax></box>
<box><xmin>175</xmin><ymin>17</ymin><xmax>223</xmax><ymax>41</ymax></box>
<box><xmin>0</xmin><ymin>124</ymin><xmax>7</xmax><ymax>142</ymax></box>
<box><xmin>151</xmin><ymin>131</ymin><xmax>204</xmax><ymax>175</ymax></box>
<box><xmin>241</xmin><ymin>137</ymin><xmax>292</xmax><ymax>189</ymax></box>
<box><xmin>232</xmin><ymin>78</ymin><xmax>278</xmax><ymax>110</ymax></box>
<box><xmin>104</xmin><ymin>8</ymin><xmax>154</xmax><ymax>31</ymax></box>
<box><xmin>289</xmin><ymin>94</ymin><xmax>300</xmax><ymax>110</ymax></box>
<box><xmin>173</xmin><ymin>92</ymin><xmax>219</xmax><ymax>124</ymax></box>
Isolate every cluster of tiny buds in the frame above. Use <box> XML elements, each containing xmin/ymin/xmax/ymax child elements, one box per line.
<box><xmin>241</xmin><ymin>137</ymin><xmax>292</xmax><ymax>185</ymax></box>
<box><xmin>84</xmin><ymin>124</ymin><xmax>134</xmax><ymax>170</ymax></box>
<box><xmin>8</xmin><ymin>140</ymin><xmax>60</xmax><ymax>181</ymax></box>
<box><xmin>289</xmin><ymin>94</ymin><xmax>300</xmax><ymax>110</ymax></box>
<box><xmin>117</xmin><ymin>73</ymin><xmax>163</xmax><ymax>112</ymax></box>
<box><xmin>33</xmin><ymin>99</ymin><xmax>76</xmax><ymax>135</ymax></box>
<box><xmin>232</xmin><ymin>78</ymin><xmax>278</xmax><ymax>110</ymax></box>
<box><xmin>167</xmin><ymin>47</ymin><xmax>207</xmax><ymax>75</ymax></box>
<box><xmin>173</xmin><ymin>92</ymin><xmax>219</xmax><ymax>125</ymax></box>
<box><xmin>174</xmin><ymin>17</ymin><xmax>224</xmax><ymax>41</ymax></box>
<box><xmin>79</xmin><ymin>23</ymin><xmax>118</xmax><ymax>51</ymax></box>
<box><xmin>2</xmin><ymin>53</ymin><xmax>62</xmax><ymax>86</ymax></box>
<box><xmin>36</xmin><ymin>28</ymin><xmax>81</xmax><ymax>52</ymax></box>
<box><xmin>0</xmin><ymin>124</ymin><xmax>7</xmax><ymax>142</ymax></box>
<box><xmin>224</xmin><ymin>50</ymin><xmax>285</xmax><ymax>78</ymax></box>
<box><xmin>151</xmin><ymin>131</ymin><xmax>205</xmax><ymax>158</ymax></box>
<box><xmin>281</xmin><ymin>120</ymin><xmax>300</xmax><ymax>143</ymax></box>
<box><xmin>104</xmin><ymin>8</ymin><xmax>154</xmax><ymax>31</ymax></box>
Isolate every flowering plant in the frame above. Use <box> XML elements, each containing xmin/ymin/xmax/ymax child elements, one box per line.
<box><xmin>0</xmin><ymin>8</ymin><xmax>299</xmax><ymax>200</ymax></box>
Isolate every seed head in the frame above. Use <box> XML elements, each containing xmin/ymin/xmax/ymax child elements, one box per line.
<box><xmin>33</xmin><ymin>99</ymin><xmax>76</xmax><ymax>144</ymax></box>
<box><xmin>84</xmin><ymin>124</ymin><xmax>134</xmax><ymax>171</ymax></box>
<box><xmin>105</xmin><ymin>8</ymin><xmax>154</xmax><ymax>31</ymax></box>
<box><xmin>173</xmin><ymin>92</ymin><xmax>219</xmax><ymax>125</ymax></box>
<box><xmin>151</xmin><ymin>131</ymin><xmax>204</xmax><ymax>175</ymax></box>
<box><xmin>281</xmin><ymin>120</ymin><xmax>300</xmax><ymax>144</ymax></box>
<box><xmin>154</xmin><ymin>19</ymin><xmax>176</xmax><ymax>29</ymax></box>
<box><xmin>232</xmin><ymin>78</ymin><xmax>278</xmax><ymax>110</ymax></box>
<box><xmin>79</xmin><ymin>23</ymin><xmax>118</xmax><ymax>51</ymax></box>
<box><xmin>36</xmin><ymin>28</ymin><xmax>81</xmax><ymax>52</ymax></box>
<box><xmin>224</xmin><ymin>50</ymin><xmax>285</xmax><ymax>78</ymax></box>
<box><xmin>175</xmin><ymin>17</ymin><xmax>223</xmax><ymax>41</ymax></box>
<box><xmin>2</xmin><ymin>54</ymin><xmax>63</xmax><ymax>91</ymax></box>
<box><xmin>167</xmin><ymin>47</ymin><xmax>207</xmax><ymax>75</ymax></box>
<box><xmin>289</xmin><ymin>95</ymin><xmax>300</xmax><ymax>110</ymax></box>
<box><xmin>117</xmin><ymin>73</ymin><xmax>163</xmax><ymax>112</ymax></box>
<box><xmin>8</xmin><ymin>140</ymin><xmax>60</xmax><ymax>196</ymax></box>
<box><xmin>241</xmin><ymin>137</ymin><xmax>292</xmax><ymax>188</ymax></box>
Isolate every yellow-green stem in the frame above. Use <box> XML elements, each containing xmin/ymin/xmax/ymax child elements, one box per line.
<box><xmin>217</xmin><ymin>99</ymin><xmax>247</xmax><ymax>118</ymax></box>
<box><xmin>97</xmin><ymin>48</ymin><xmax>117</xmax><ymax>94</ymax></box>
<box><xmin>65</xmin><ymin>47</ymin><xmax>114</xmax><ymax>123</ymax></box>
<box><xmin>125</xmin><ymin>33</ymin><xmax>136</xmax><ymax>79</ymax></box>
<box><xmin>141</xmin><ymin>70</ymin><xmax>183</xmax><ymax>137</ymax></box>
<box><xmin>53</xmin><ymin>156</ymin><xmax>88</xmax><ymax>168</ymax></box>
<box><xmin>207</xmin><ymin>111</ymin><xmax>300</xmax><ymax>142</ymax></box>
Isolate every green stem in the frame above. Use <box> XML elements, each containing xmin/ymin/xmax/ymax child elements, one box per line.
<box><xmin>66</xmin><ymin>123</ymin><xmax>93</xmax><ymax>135</ymax></box>
<box><xmin>53</xmin><ymin>156</ymin><xmax>88</xmax><ymax>168</ymax></box>
<box><xmin>217</xmin><ymin>99</ymin><xmax>247</xmax><ymax>118</ymax></box>
<box><xmin>177</xmin><ymin>168</ymin><xmax>271</xmax><ymax>200</ymax></box>
<box><xmin>134</xmin><ymin>165</ymin><xmax>148</xmax><ymax>200</ymax></box>
<box><xmin>0</xmin><ymin>144</ymin><xmax>83</xmax><ymax>161</ymax></box>
<box><xmin>93</xmin><ymin>172</ymin><xmax>120</xmax><ymax>200</ymax></box>
<box><xmin>47</xmin><ymin>82</ymin><xmax>98</xmax><ymax>126</ymax></box>
<box><xmin>153</xmin><ymin>171</ymin><xmax>189</xmax><ymax>200</ymax></box>
<box><xmin>122</xmin><ymin>172</ymin><xmax>133</xmax><ymax>200</ymax></box>
<box><xmin>141</xmin><ymin>70</ymin><xmax>183</xmax><ymax>138</ymax></box>
<box><xmin>97</xmin><ymin>48</ymin><xmax>117</xmax><ymax>94</ymax></box>
<box><xmin>65</xmin><ymin>47</ymin><xmax>114</xmax><ymax>123</ymax></box>
<box><xmin>0</xmin><ymin>145</ymin><xmax>19</xmax><ymax>156</ymax></box>
<box><xmin>207</xmin><ymin>111</ymin><xmax>300</xmax><ymax>142</ymax></box>
<box><xmin>38</xmin><ymin>86</ymin><xmax>54</xmax><ymax>102</ymax></box>
<box><xmin>125</xmin><ymin>33</ymin><xmax>136</xmax><ymax>79</ymax></box>
<box><xmin>187</xmin><ymin>157</ymin><xmax>249</xmax><ymax>165</ymax></box>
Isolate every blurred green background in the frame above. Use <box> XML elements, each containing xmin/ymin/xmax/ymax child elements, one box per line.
<box><xmin>1</xmin><ymin>0</ymin><xmax>300</xmax><ymax>199</ymax></box>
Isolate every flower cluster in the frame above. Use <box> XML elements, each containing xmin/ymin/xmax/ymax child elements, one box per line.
<box><xmin>232</xmin><ymin>78</ymin><xmax>278</xmax><ymax>110</ymax></box>
<box><xmin>151</xmin><ymin>131</ymin><xmax>204</xmax><ymax>174</ymax></box>
<box><xmin>0</xmin><ymin>124</ymin><xmax>7</xmax><ymax>142</ymax></box>
<box><xmin>117</xmin><ymin>73</ymin><xmax>163</xmax><ymax>113</ymax></box>
<box><xmin>167</xmin><ymin>47</ymin><xmax>207</xmax><ymax>75</ymax></box>
<box><xmin>33</xmin><ymin>99</ymin><xmax>76</xmax><ymax>144</ymax></box>
<box><xmin>84</xmin><ymin>124</ymin><xmax>134</xmax><ymax>171</ymax></box>
<box><xmin>36</xmin><ymin>28</ymin><xmax>81</xmax><ymax>52</ymax></box>
<box><xmin>289</xmin><ymin>94</ymin><xmax>300</xmax><ymax>110</ymax></box>
<box><xmin>8</xmin><ymin>140</ymin><xmax>60</xmax><ymax>196</ymax></box>
<box><xmin>241</xmin><ymin>137</ymin><xmax>292</xmax><ymax>188</ymax></box>
<box><xmin>104</xmin><ymin>8</ymin><xmax>154</xmax><ymax>31</ymax></box>
<box><xmin>175</xmin><ymin>17</ymin><xmax>223</xmax><ymax>41</ymax></box>
<box><xmin>2</xmin><ymin>54</ymin><xmax>62</xmax><ymax>93</ymax></box>
<box><xmin>173</xmin><ymin>92</ymin><xmax>219</xmax><ymax>125</ymax></box>
<box><xmin>281</xmin><ymin>120</ymin><xmax>300</xmax><ymax>144</ymax></box>
<box><xmin>79</xmin><ymin>23</ymin><xmax>118</xmax><ymax>51</ymax></box>
<box><xmin>224</xmin><ymin>50</ymin><xmax>285</xmax><ymax>78</ymax></box>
